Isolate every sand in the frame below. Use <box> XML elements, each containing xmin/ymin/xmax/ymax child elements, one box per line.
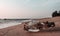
<box><xmin>0</xmin><ymin>17</ymin><xmax>60</xmax><ymax>36</ymax></box>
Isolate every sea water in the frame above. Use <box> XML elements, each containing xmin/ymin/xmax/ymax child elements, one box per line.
<box><xmin>0</xmin><ymin>19</ymin><xmax>28</xmax><ymax>29</ymax></box>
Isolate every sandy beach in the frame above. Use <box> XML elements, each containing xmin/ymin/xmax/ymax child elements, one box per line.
<box><xmin>0</xmin><ymin>17</ymin><xmax>60</xmax><ymax>36</ymax></box>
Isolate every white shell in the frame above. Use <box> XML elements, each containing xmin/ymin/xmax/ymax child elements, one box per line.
<box><xmin>28</xmin><ymin>29</ymin><xmax>40</xmax><ymax>32</ymax></box>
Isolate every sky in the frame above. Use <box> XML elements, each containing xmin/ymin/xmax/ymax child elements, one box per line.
<box><xmin>0</xmin><ymin>0</ymin><xmax>60</xmax><ymax>19</ymax></box>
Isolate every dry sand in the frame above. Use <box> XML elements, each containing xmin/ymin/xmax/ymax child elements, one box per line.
<box><xmin>0</xmin><ymin>17</ymin><xmax>60</xmax><ymax>36</ymax></box>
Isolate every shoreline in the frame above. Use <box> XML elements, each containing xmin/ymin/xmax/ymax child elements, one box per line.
<box><xmin>0</xmin><ymin>17</ymin><xmax>60</xmax><ymax>36</ymax></box>
<box><xmin>0</xmin><ymin>22</ymin><xmax>21</xmax><ymax>29</ymax></box>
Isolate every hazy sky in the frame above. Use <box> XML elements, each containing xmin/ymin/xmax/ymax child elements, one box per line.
<box><xmin>0</xmin><ymin>0</ymin><xmax>60</xmax><ymax>19</ymax></box>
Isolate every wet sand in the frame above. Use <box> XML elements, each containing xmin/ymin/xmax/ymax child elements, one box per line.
<box><xmin>0</xmin><ymin>17</ymin><xmax>60</xmax><ymax>36</ymax></box>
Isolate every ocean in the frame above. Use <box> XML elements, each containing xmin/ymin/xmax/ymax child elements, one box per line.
<box><xmin>0</xmin><ymin>19</ymin><xmax>29</xmax><ymax>29</ymax></box>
